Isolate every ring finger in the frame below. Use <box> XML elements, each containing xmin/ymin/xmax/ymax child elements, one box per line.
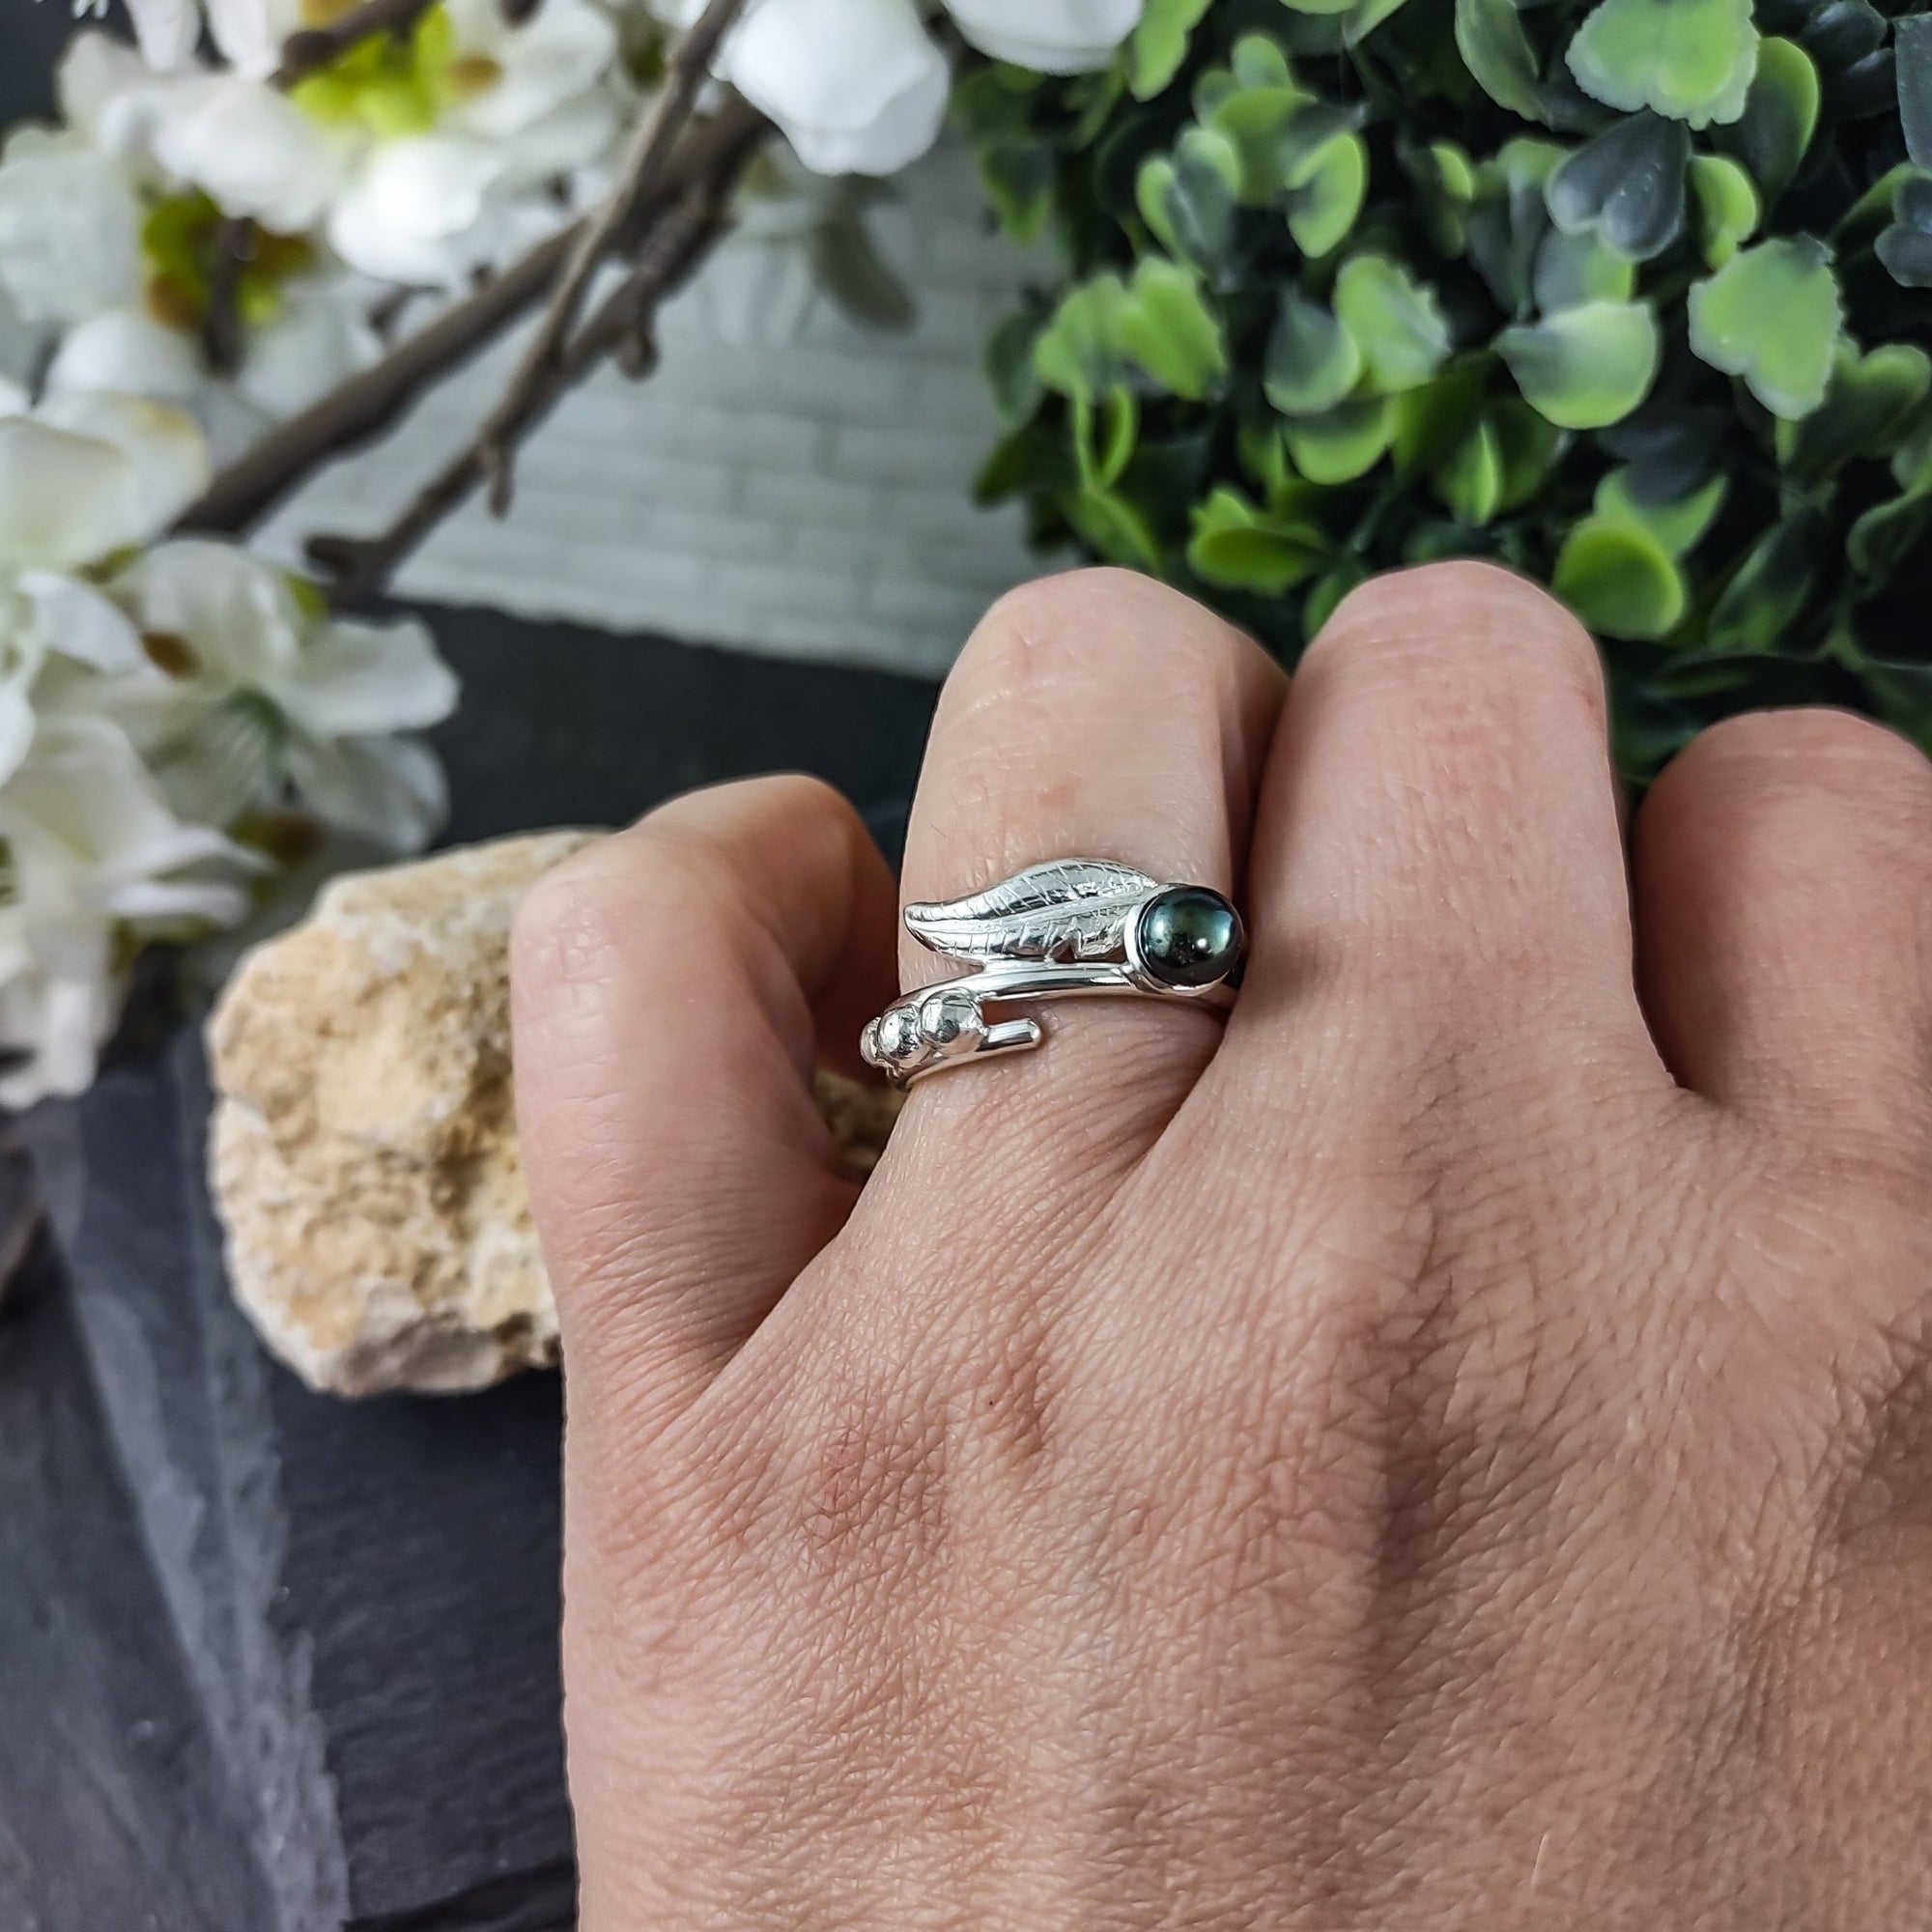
<box><xmin>885</xmin><ymin>567</ymin><xmax>1284</xmax><ymax>1189</ymax></box>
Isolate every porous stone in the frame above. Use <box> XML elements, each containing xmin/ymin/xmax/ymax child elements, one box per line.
<box><xmin>207</xmin><ymin>833</ymin><xmax>903</xmax><ymax>1398</ymax></box>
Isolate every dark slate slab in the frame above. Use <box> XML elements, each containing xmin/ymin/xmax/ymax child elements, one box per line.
<box><xmin>3</xmin><ymin>609</ymin><xmax>939</xmax><ymax>1930</ymax></box>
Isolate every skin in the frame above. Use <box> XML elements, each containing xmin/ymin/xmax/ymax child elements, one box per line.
<box><xmin>509</xmin><ymin>562</ymin><xmax>1932</xmax><ymax>1930</ymax></box>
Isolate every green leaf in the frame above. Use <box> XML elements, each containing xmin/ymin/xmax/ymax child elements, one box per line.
<box><xmin>1688</xmin><ymin>153</ymin><xmax>1759</xmax><ymax>268</ymax></box>
<box><xmin>1286</xmin><ymin>132</ymin><xmax>1367</xmax><ymax>256</ymax></box>
<box><xmin>1127</xmin><ymin>0</ymin><xmax>1216</xmax><ymax>99</ymax></box>
<box><xmin>1848</xmin><ymin>490</ymin><xmax>1932</xmax><ymax>580</ymax></box>
<box><xmin>1284</xmin><ymin>395</ymin><xmax>1394</xmax><ymax>482</ymax></box>
<box><xmin>1332</xmin><ymin>255</ymin><xmax>1451</xmax><ymax>394</ymax></box>
<box><xmin>1718</xmin><ymin>36</ymin><xmax>1818</xmax><ymax>206</ymax></box>
<box><xmin>1186</xmin><ymin>486</ymin><xmax>1330</xmax><ymax>593</ymax></box>
<box><xmin>1392</xmin><ymin>365</ymin><xmax>1482</xmax><ymax>478</ymax></box>
<box><xmin>1566</xmin><ymin>0</ymin><xmax>1759</xmax><ymax>129</ymax></box>
<box><xmin>1073</xmin><ymin>387</ymin><xmax>1140</xmax><ymax>491</ymax></box>
<box><xmin>1115</xmin><ymin>259</ymin><xmax>1228</xmax><ymax>400</ymax></box>
<box><xmin>1496</xmin><ymin>299</ymin><xmax>1662</xmax><ymax>428</ymax></box>
<box><xmin>810</xmin><ymin>216</ymin><xmax>916</xmax><ymax>333</ymax></box>
<box><xmin>1706</xmin><ymin>512</ymin><xmax>1823</xmax><ymax>651</ymax></box>
<box><xmin>1033</xmin><ymin>274</ymin><xmax>1130</xmax><ymax>403</ymax></box>
<box><xmin>977</xmin><ymin>142</ymin><xmax>1059</xmax><ymax>246</ymax></box>
<box><xmin>1264</xmin><ymin>294</ymin><xmax>1363</xmax><ymax>416</ymax></box>
<box><xmin>1688</xmin><ymin>236</ymin><xmax>1842</xmax><ymax>419</ymax></box>
<box><xmin>1777</xmin><ymin>343</ymin><xmax>1932</xmax><ymax>482</ymax></box>
<box><xmin>1898</xmin><ymin>14</ymin><xmax>1932</xmax><ymax>170</ymax></box>
<box><xmin>1434</xmin><ymin>415</ymin><xmax>1504</xmax><ymax>525</ymax></box>
<box><xmin>1491</xmin><ymin>397</ymin><xmax>1567</xmax><ymax>508</ymax></box>
<box><xmin>1065</xmin><ymin>485</ymin><xmax>1165</xmax><ymax>573</ymax></box>
<box><xmin>1553</xmin><ymin>516</ymin><xmax>1687</xmax><ymax>639</ymax></box>
<box><xmin>1464</xmin><ymin>137</ymin><xmax>1564</xmax><ymax>313</ymax></box>
<box><xmin>1456</xmin><ymin>0</ymin><xmax>1547</xmax><ymax>122</ymax></box>
<box><xmin>1593</xmin><ymin>467</ymin><xmax>1726</xmax><ymax>555</ymax></box>
<box><xmin>1135</xmin><ymin>128</ymin><xmax>1241</xmax><ymax>271</ymax></box>
<box><xmin>1344</xmin><ymin>0</ymin><xmax>1413</xmax><ymax>45</ymax></box>
<box><xmin>1545</xmin><ymin>112</ymin><xmax>1690</xmax><ymax>261</ymax></box>
<box><xmin>984</xmin><ymin>309</ymin><xmax>1045</xmax><ymax>426</ymax></box>
<box><xmin>1532</xmin><ymin>227</ymin><xmax>1636</xmax><ymax>312</ymax></box>
<box><xmin>1279</xmin><ymin>0</ymin><xmax>1357</xmax><ymax>17</ymax></box>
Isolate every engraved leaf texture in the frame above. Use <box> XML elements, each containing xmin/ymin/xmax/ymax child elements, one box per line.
<box><xmin>906</xmin><ymin>859</ymin><xmax>1160</xmax><ymax>963</ymax></box>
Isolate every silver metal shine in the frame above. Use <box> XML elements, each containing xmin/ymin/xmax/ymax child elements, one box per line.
<box><xmin>861</xmin><ymin>858</ymin><xmax>1242</xmax><ymax>1089</ymax></box>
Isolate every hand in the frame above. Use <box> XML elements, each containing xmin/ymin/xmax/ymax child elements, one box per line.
<box><xmin>511</xmin><ymin>563</ymin><xmax>1932</xmax><ymax>1930</ymax></box>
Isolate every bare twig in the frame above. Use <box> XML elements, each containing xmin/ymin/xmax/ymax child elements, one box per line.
<box><xmin>310</xmin><ymin>112</ymin><xmax>760</xmax><ymax>602</ymax></box>
<box><xmin>470</xmin><ymin>0</ymin><xmax>751</xmax><ymax>512</ymax></box>
<box><xmin>171</xmin><ymin>97</ymin><xmax>766</xmax><ymax>538</ymax></box>
<box><xmin>270</xmin><ymin>0</ymin><xmax>442</xmax><ymax>89</ymax></box>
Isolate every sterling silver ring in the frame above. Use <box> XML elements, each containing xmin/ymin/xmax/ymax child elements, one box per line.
<box><xmin>860</xmin><ymin>859</ymin><xmax>1245</xmax><ymax>1090</ymax></box>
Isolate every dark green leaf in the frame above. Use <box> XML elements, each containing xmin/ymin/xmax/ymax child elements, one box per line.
<box><xmin>1717</xmin><ymin>37</ymin><xmax>1819</xmax><ymax>204</ymax></box>
<box><xmin>976</xmin><ymin>142</ymin><xmax>1058</xmax><ymax>246</ymax></box>
<box><xmin>1900</xmin><ymin>14</ymin><xmax>1932</xmax><ymax>168</ymax></box>
<box><xmin>1706</xmin><ymin>512</ymin><xmax>1824</xmax><ymax>650</ymax></box>
<box><xmin>810</xmin><ymin>216</ymin><xmax>916</xmax><ymax>334</ymax></box>
<box><xmin>1264</xmin><ymin>294</ymin><xmax>1363</xmax><ymax>416</ymax></box>
<box><xmin>1455</xmin><ymin>0</ymin><xmax>1548</xmax><ymax>122</ymax></box>
<box><xmin>1777</xmin><ymin>342</ymin><xmax>1931</xmax><ymax>481</ymax></box>
<box><xmin>984</xmin><ymin>309</ymin><xmax>1045</xmax><ymax>427</ymax></box>
<box><xmin>1545</xmin><ymin>112</ymin><xmax>1690</xmax><ymax>261</ymax></box>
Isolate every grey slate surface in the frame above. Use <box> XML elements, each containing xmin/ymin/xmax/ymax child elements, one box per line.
<box><xmin>0</xmin><ymin>606</ymin><xmax>938</xmax><ymax>1929</ymax></box>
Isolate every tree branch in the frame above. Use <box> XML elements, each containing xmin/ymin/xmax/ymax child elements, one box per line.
<box><xmin>270</xmin><ymin>0</ymin><xmax>443</xmax><ymax>89</ymax></box>
<box><xmin>171</xmin><ymin>97</ymin><xmax>766</xmax><ymax>539</ymax></box>
<box><xmin>470</xmin><ymin>0</ymin><xmax>752</xmax><ymax>512</ymax></box>
<box><xmin>307</xmin><ymin>110</ymin><xmax>761</xmax><ymax>602</ymax></box>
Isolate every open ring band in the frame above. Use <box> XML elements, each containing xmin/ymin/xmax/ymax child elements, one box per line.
<box><xmin>860</xmin><ymin>859</ymin><xmax>1245</xmax><ymax>1090</ymax></box>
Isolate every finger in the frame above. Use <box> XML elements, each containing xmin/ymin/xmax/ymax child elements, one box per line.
<box><xmin>1235</xmin><ymin>561</ymin><xmax>1662</xmax><ymax>1097</ymax></box>
<box><xmin>893</xmin><ymin>567</ymin><xmax>1285</xmax><ymax>1163</ymax></box>
<box><xmin>510</xmin><ymin>775</ymin><xmax>899</xmax><ymax>1439</ymax></box>
<box><xmin>1634</xmin><ymin>707</ymin><xmax>1932</xmax><ymax>1148</ymax></box>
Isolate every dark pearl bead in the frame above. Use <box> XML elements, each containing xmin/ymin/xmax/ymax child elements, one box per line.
<box><xmin>1135</xmin><ymin>887</ymin><xmax>1242</xmax><ymax>989</ymax></box>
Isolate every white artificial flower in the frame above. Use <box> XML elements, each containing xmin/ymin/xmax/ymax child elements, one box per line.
<box><xmin>323</xmin><ymin>0</ymin><xmax>622</xmax><ymax>283</ymax></box>
<box><xmin>944</xmin><ymin>0</ymin><xmax>1143</xmax><ymax>71</ymax></box>
<box><xmin>327</xmin><ymin>134</ymin><xmax>509</xmax><ymax>288</ymax></box>
<box><xmin>0</xmin><ymin>713</ymin><xmax>260</xmax><ymax>1106</ymax></box>
<box><xmin>0</xmin><ymin>129</ymin><xmax>144</xmax><ymax>324</ymax></box>
<box><xmin>149</xmin><ymin>73</ymin><xmax>350</xmax><ymax>233</ymax></box>
<box><xmin>657</xmin><ymin>0</ymin><xmax>1141</xmax><ymax>176</ymax></box>
<box><xmin>204</xmin><ymin>0</ymin><xmax>305</xmax><ymax>79</ymax></box>
<box><xmin>120</xmin><ymin>0</ymin><xmax>207</xmax><ymax>73</ymax></box>
<box><xmin>79</xmin><ymin>542</ymin><xmax>458</xmax><ymax>848</ymax></box>
<box><xmin>0</xmin><ymin>390</ymin><xmax>211</xmax><ymax>572</ymax></box>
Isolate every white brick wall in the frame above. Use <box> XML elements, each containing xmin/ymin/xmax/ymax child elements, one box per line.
<box><xmin>254</xmin><ymin>141</ymin><xmax>1057</xmax><ymax>678</ymax></box>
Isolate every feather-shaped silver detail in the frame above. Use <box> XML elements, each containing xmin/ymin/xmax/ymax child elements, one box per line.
<box><xmin>905</xmin><ymin>859</ymin><xmax>1159</xmax><ymax>965</ymax></box>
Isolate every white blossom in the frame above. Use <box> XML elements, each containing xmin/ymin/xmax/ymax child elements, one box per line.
<box><xmin>149</xmin><ymin>73</ymin><xmax>351</xmax><ymax>234</ymax></box>
<box><xmin>67</xmin><ymin>541</ymin><xmax>460</xmax><ymax>849</ymax></box>
<box><xmin>0</xmin><ymin>130</ymin><xmax>144</xmax><ymax>325</ymax></box>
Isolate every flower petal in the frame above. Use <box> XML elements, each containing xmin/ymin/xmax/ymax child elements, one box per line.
<box><xmin>124</xmin><ymin>0</ymin><xmax>206</xmax><ymax>72</ymax></box>
<box><xmin>204</xmin><ymin>0</ymin><xmax>306</xmax><ymax>81</ymax></box>
<box><xmin>944</xmin><ymin>0</ymin><xmax>1142</xmax><ymax>71</ymax></box>
<box><xmin>327</xmin><ymin>137</ymin><xmax>506</xmax><ymax>287</ymax></box>
<box><xmin>150</xmin><ymin>74</ymin><xmax>347</xmax><ymax>231</ymax></box>
<box><xmin>724</xmin><ymin>0</ymin><xmax>950</xmax><ymax>177</ymax></box>
<box><xmin>286</xmin><ymin>730</ymin><xmax>447</xmax><ymax>850</ymax></box>
<box><xmin>0</xmin><ymin>143</ymin><xmax>144</xmax><ymax>324</ymax></box>
<box><xmin>448</xmin><ymin>0</ymin><xmax>618</xmax><ymax>139</ymax></box>
<box><xmin>46</xmin><ymin>306</ymin><xmax>205</xmax><ymax>406</ymax></box>
<box><xmin>277</xmin><ymin>614</ymin><xmax>459</xmax><ymax>737</ymax></box>
<box><xmin>18</xmin><ymin>570</ymin><xmax>150</xmax><ymax>674</ymax></box>
<box><xmin>0</xmin><ymin>417</ymin><xmax>147</xmax><ymax>570</ymax></box>
<box><xmin>235</xmin><ymin>288</ymin><xmax>380</xmax><ymax>419</ymax></box>
<box><xmin>33</xmin><ymin>391</ymin><xmax>213</xmax><ymax>545</ymax></box>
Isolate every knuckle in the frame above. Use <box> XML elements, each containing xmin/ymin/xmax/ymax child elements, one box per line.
<box><xmin>508</xmin><ymin>836</ymin><xmax>636</xmax><ymax>1009</ymax></box>
<box><xmin>963</xmin><ymin>566</ymin><xmax>1249</xmax><ymax>710</ymax></box>
<box><xmin>1307</xmin><ymin>559</ymin><xmax>1605</xmax><ymax>719</ymax></box>
<box><xmin>1679</xmin><ymin>706</ymin><xmax>1932</xmax><ymax>816</ymax></box>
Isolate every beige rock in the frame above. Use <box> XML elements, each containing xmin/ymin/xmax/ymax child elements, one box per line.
<box><xmin>208</xmin><ymin>831</ymin><xmax>595</xmax><ymax>1397</ymax></box>
<box><xmin>208</xmin><ymin>831</ymin><xmax>904</xmax><ymax>1398</ymax></box>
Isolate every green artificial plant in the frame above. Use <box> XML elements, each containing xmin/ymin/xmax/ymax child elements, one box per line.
<box><xmin>961</xmin><ymin>0</ymin><xmax>1932</xmax><ymax>775</ymax></box>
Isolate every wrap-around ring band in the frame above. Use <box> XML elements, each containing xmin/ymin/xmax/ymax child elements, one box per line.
<box><xmin>860</xmin><ymin>858</ymin><xmax>1245</xmax><ymax>1089</ymax></box>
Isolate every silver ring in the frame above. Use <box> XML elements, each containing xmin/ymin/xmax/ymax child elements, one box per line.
<box><xmin>860</xmin><ymin>859</ymin><xmax>1244</xmax><ymax>1090</ymax></box>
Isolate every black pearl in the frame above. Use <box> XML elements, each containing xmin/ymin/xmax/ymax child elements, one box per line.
<box><xmin>1135</xmin><ymin>887</ymin><xmax>1242</xmax><ymax>989</ymax></box>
